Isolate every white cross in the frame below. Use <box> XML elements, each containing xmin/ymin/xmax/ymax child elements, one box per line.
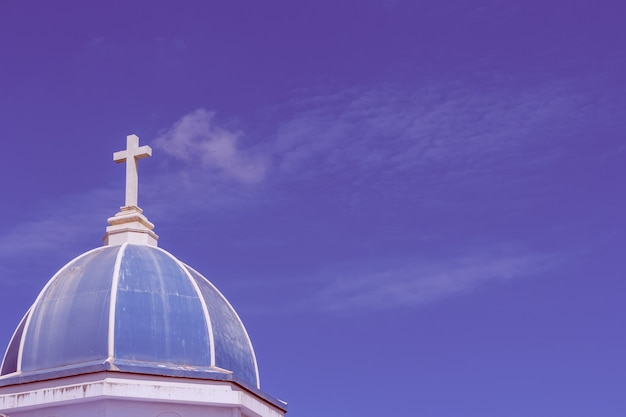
<box><xmin>113</xmin><ymin>134</ymin><xmax>152</xmax><ymax>208</ymax></box>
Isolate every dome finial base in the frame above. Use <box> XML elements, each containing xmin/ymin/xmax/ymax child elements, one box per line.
<box><xmin>103</xmin><ymin>205</ymin><xmax>159</xmax><ymax>246</ymax></box>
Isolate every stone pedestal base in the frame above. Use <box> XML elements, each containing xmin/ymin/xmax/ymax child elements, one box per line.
<box><xmin>103</xmin><ymin>206</ymin><xmax>159</xmax><ymax>246</ymax></box>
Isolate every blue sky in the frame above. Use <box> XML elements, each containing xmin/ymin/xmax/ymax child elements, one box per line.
<box><xmin>1</xmin><ymin>1</ymin><xmax>625</xmax><ymax>415</ymax></box>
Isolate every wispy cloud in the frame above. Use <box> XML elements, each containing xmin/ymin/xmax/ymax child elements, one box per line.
<box><xmin>153</xmin><ymin>108</ymin><xmax>268</xmax><ymax>184</ymax></box>
<box><xmin>153</xmin><ymin>76</ymin><xmax>592</xmax><ymax>198</ymax></box>
<box><xmin>308</xmin><ymin>250</ymin><xmax>550</xmax><ymax>314</ymax></box>
<box><xmin>270</xmin><ymin>79</ymin><xmax>588</xmax><ymax>184</ymax></box>
<box><xmin>0</xmin><ymin>187</ymin><xmax>118</xmax><ymax>287</ymax></box>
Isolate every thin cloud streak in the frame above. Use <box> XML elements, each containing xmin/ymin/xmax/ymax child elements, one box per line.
<box><xmin>0</xmin><ymin>166</ymin><xmax>271</xmax><ymax>287</ymax></box>
<box><xmin>0</xmin><ymin>188</ymin><xmax>117</xmax><ymax>256</ymax></box>
<box><xmin>310</xmin><ymin>252</ymin><xmax>549</xmax><ymax>313</ymax></box>
<box><xmin>0</xmin><ymin>169</ymin><xmax>273</xmax><ymax>290</ymax></box>
<box><xmin>0</xmin><ymin>188</ymin><xmax>118</xmax><ymax>287</ymax></box>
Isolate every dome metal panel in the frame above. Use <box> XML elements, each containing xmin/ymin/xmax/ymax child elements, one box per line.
<box><xmin>187</xmin><ymin>267</ymin><xmax>259</xmax><ymax>387</ymax></box>
<box><xmin>20</xmin><ymin>246</ymin><xmax>118</xmax><ymax>372</ymax></box>
<box><xmin>113</xmin><ymin>245</ymin><xmax>212</xmax><ymax>367</ymax></box>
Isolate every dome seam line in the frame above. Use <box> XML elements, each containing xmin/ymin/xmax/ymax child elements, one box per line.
<box><xmin>107</xmin><ymin>243</ymin><xmax>127</xmax><ymax>361</ymax></box>
<box><xmin>184</xmin><ymin>264</ymin><xmax>261</xmax><ymax>389</ymax></box>
<box><xmin>154</xmin><ymin>246</ymin><xmax>216</xmax><ymax>368</ymax></box>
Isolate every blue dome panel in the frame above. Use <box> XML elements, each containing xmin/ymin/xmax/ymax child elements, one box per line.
<box><xmin>114</xmin><ymin>245</ymin><xmax>212</xmax><ymax>366</ymax></box>
<box><xmin>20</xmin><ymin>246</ymin><xmax>118</xmax><ymax>372</ymax></box>
<box><xmin>188</xmin><ymin>267</ymin><xmax>258</xmax><ymax>388</ymax></box>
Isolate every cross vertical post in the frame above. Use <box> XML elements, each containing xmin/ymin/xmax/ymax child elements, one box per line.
<box><xmin>113</xmin><ymin>134</ymin><xmax>152</xmax><ymax>208</ymax></box>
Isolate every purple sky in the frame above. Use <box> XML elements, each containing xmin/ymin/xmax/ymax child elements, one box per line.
<box><xmin>1</xmin><ymin>1</ymin><xmax>625</xmax><ymax>415</ymax></box>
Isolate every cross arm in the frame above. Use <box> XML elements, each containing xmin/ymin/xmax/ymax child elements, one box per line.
<box><xmin>113</xmin><ymin>145</ymin><xmax>153</xmax><ymax>163</ymax></box>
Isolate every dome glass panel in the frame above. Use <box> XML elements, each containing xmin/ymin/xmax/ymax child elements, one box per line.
<box><xmin>188</xmin><ymin>267</ymin><xmax>258</xmax><ymax>387</ymax></box>
<box><xmin>20</xmin><ymin>246</ymin><xmax>118</xmax><ymax>372</ymax></box>
<box><xmin>114</xmin><ymin>245</ymin><xmax>212</xmax><ymax>366</ymax></box>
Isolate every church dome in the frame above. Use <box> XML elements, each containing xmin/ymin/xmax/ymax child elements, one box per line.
<box><xmin>0</xmin><ymin>135</ymin><xmax>264</xmax><ymax>391</ymax></box>
<box><xmin>0</xmin><ymin>243</ymin><xmax>259</xmax><ymax>388</ymax></box>
<box><xmin>0</xmin><ymin>243</ymin><xmax>260</xmax><ymax>388</ymax></box>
